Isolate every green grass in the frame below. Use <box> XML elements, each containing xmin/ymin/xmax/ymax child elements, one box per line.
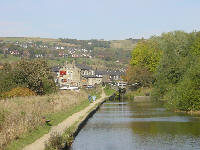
<box><xmin>131</xmin><ymin>87</ymin><xmax>152</xmax><ymax>96</ymax></box>
<box><xmin>104</xmin><ymin>86</ymin><xmax>116</xmax><ymax>96</ymax></box>
<box><xmin>6</xmin><ymin>100</ymin><xmax>90</xmax><ymax>150</ymax></box>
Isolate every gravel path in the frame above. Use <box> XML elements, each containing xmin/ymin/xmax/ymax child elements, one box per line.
<box><xmin>23</xmin><ymin>89</ymin><xmax>106</xmax><ymax>150</ymax></box>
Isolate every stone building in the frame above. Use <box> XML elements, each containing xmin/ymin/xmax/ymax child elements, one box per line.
<box><xmin>95</xmin><ymin>70</ymin><xmax>125</xmax><ymax>83</ymax></box>
<box><xmin>58</xmin><ymin>61</ymin><xmax>81</xmax><ymax>88</ymax></box>
<box><xmin>82</xmin><ymin>75</ymin><xmax>102</xmax><ymax>87</ymax></box>
<box><xmin>76</xmin><ymin>64</ymin><xmax>94</xmax><ymax>76</ymax></box>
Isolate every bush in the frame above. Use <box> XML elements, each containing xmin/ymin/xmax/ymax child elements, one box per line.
<box><xmin>1</xmin><ymin>87</ymin><xmax>36</xmax><ymax>99</ymax></box>
<box><xmin>45</xmin><ymin>133</ymin><xmax>64</xmax><ymax>150</ymax></box>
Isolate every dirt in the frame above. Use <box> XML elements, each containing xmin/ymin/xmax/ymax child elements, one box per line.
<box><xmin>23</xmin><ymin>88</ymin><xmax>107</xmax><ymax>150</ymax></box>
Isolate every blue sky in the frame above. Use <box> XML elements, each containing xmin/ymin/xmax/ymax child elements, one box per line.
<box><xmin>0</xmin><ymin>0</ymin><xmax>200</xmax><ymax>40</ymax></box>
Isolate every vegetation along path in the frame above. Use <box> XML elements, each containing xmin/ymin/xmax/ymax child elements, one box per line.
<box><xmin>23</xmin><ymin>88</ymin><xmax>107</xmax><ymax>150</ymax></box>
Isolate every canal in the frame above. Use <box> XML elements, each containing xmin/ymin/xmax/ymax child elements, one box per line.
<box><xmin>71</xmin><ymin>99</ymin><xmax>200</xmax><ymax>150</ymax></box>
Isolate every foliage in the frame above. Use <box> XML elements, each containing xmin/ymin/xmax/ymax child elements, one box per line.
<box><xmin>166</xmin><ymin>60</ymin><xmax>200</xmax><ymax>111</ymax></box>
<box><xmin>0</xmin><ymin>63</ymin><xmax>16</xmax><ymax>95</ymax></box>
<box><xmin>126</xmin><ymin>30</ymin><xmax>200</xmax><ymax>111</ymax></box>
<box><xmin>104</xmin><ymin>86</ymin><xmax>115</xmax><ymax>96</ymax></box>
<box><xmin>0</xmin><ymin>59</ymin><xmax>56</xmax><ymax>99</ymax></box>
<box><xmin>124</xmin><ymin>65</ymin><xmax>153</xmax><ymax>87</ymax></box>
<box><xmin>125</xmin><ymin>39</ymin><xmax>162</xmax><ymax>87</ymax></box>
<box><xmin>13</xmin><ymin>59</ymin><xmax>56</xmax><ymax>95</ymax></box>
<box><xmin>45</xmin><ymin>133</ymin><xmax>64</xmax><ymax>150</ymax></box>
<box><xmin>151</xmin><ymin>31</ymin><xmax>200</xmax><ymax>111</ymax></box>
<box><xmin>1</xmin><ymin>87</ymin><xmax>36</xmax><ymax>99</ymax></box>
<box><xmin>130</xmin><ymin>39</ymin><xmax>162</xmax><ymax>72</ymax></box>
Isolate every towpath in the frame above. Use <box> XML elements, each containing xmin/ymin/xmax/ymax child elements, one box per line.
<box><xmin>23</xmin><ymin>88</ymin><xmax>107</xmax><ymax>150</ymax></box>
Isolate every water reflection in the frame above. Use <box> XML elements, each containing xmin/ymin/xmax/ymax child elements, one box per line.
<box><xmin>71</xmin><ymin>100</ymin><xmax>200</xmax><ymax>150</ymax></box>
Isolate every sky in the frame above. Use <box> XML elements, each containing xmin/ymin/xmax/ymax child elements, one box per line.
<box><xmin>0</xmin><ymin>0</ymin><xmax>200</xmax><ymax>40</ymax></box>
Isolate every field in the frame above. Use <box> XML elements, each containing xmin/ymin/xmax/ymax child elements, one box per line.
<box><xmin>110</xmin><ymin>40</ymin><xmax>138</xmax><ymax>51</ymax></box>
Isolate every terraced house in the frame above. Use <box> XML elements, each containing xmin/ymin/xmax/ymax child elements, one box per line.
<box><xmin>58</xmin><ymin>61</ymin><xmax>81</xmax><ymax>88</ymax></box>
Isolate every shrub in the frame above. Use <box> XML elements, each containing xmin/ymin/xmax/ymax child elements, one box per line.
<box><xmin>45</xmin><ymin>133</ymin><xmax>64</xmax><ymax>150</ymax></box>
<box><xmin>1</xmin><ymin>87</ymin><xmax>36</xmax><ymax>99</ymax></box>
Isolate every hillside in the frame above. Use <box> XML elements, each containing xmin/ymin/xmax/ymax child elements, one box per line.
<box><xmin>0</xmin><ymin>37</ymin><xmax>139</xmax><ymax>69</ymax></box>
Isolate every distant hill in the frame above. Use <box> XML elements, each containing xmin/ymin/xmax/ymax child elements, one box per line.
<box><xmin>0</xmin><ymin>37</ymin><xmax>140</xmax><ymax>69</ymax></box>
<box><xmin>110</xmin><ymin>39</ymin><xmax>139</xmax><ymax>51</ymax></box>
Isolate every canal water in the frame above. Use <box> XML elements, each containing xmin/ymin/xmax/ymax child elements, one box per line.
<box><xmin>71</xmin><ymin>100</ymin><xmax>200</xmax><ymax>150</ymax></box>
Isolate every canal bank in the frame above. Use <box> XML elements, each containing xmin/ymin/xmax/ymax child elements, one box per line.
<box><xmin>22</xmin><ymin>88</ymin><xmax>109</xmax><ymax>150</ymax></box>
<box><xmin>71</xmin><ymin>98</ymin><xmax>200</xmax><ymax>150</ymax></box>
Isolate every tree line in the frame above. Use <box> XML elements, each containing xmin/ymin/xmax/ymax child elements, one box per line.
<box><xmin>124</xmin><ymin>31</ymin><xmax>200</xmax><ymax>111</ymax></box>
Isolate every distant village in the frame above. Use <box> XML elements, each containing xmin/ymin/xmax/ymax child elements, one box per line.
<box><xmin>0</xmin><ymin>40</ymin><xmax>93</xmax><ymax>59</ymax></box>
<box><xmin>51</xmin><ymin>61</ymin><xmax>127</xmax><ymax>90</ymax></box>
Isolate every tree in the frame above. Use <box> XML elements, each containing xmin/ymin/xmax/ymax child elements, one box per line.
<box><xmin>125</xmin><ymin>38</ymin><xmax>162</xmax><ymax>87</ymax></box>
<box><xmin>0</xmin><ymin>64</ymin><xmax>16</xmax><ymax>94</ymax></box>
<box><xmin>130</xmin><ymin>39</ymin><xmax>162</xmax><ymax>72</ymax></box>
<box><xmin>151</xmin><ymin>31</ymin><xmax>193</xmax><ymax>101</ymax></box>
<box><xmin>13</xmin><ymin>59</ymin><xmax>56</xmax><ymax>95</ymax></box>
<box><xmin>124</xmin><ymin>64</ymin><xmax>153</xmax><ymax>87</ymax></box>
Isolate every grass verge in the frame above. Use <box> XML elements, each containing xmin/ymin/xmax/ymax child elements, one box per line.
<box><xmin>6</xmin><ymin>100</ymin><xmax>90</xmax><ymax>150</ymax></box>
<box><xmin>104</xmin><ymin>86</ymin><xmax>116</xmax><ymax>96</ymax></box>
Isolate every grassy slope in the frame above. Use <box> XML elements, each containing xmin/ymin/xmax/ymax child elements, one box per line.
<box><xmin>110</xmin><ymin>40</ymin><xmax>137</xmax><ymax>51</ymax></box>
<box><xmin>0</xmin><ymin>38</ymin><xmax>136</xmax><ymax>68</ymax></box>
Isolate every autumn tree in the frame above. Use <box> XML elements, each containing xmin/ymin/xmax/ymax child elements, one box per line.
<box><xmin>13</xmin><ymin>59</ymin><xmax>56</xmax><ymax>95</ymax></box>
<box><xmin>125</xmin><ymin>38</ymin><xmax>162</xmax><ymax>87</ymax></box>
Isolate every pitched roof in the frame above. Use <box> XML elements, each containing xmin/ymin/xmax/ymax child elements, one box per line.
<box><xmin>95</xmin><ymin>70</ymin><xmax>125</xmax><ymax>76</ymax></box>
<box><xmin>76</xmin><ymin>64</ymin><xmax>92</xmax><ymax>70</ymax></box>
<box><xmin>51</xmin><ymin>66</ymin><xmax>60</xmax><ymax>72</ymax></box>
<box><xmin>82</xmin><ymin>75</ymin><xmax>102</xmax><ymax>78</ymax></box>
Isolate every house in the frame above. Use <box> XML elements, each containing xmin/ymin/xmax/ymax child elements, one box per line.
<box><xmin>51</xmin><ymin>66</ymin><xmax>60</xmax><ymax>83</ymax></box>
<box><xmin>76</xmin><ymin>64</ymin><xmax>103</xmax><ymax>87</ymax></box>
<box><xmin>58</xmin><ymin>61</ymin><xmax>81</xmax><ymax>88</ymax></box>
<box><xmin>76</xmin><ymin>64</ymin><xmax>94</xmax><ymax>76</ymax></box>
<box><xmin>95</xmin><ymin>69</ymin><xmax>125</xmax><ymax>84</ymax></box>
<box><xmin>82</xmin><ymin>75</ymin><xmax>102</xmax><ymax>87</ymax></box>
<box><xmin>116</xmin><ymin>81</ymin><xmax>127</xmax><ymax>88</ymax></box>
<box><xmin>109</xmin><ymin>70</ymin><xmax>125</xmax><ymax>81</ymax></box>
<box><xmin>95</xmin><ymin>70</ymin><xmax>110</xmax><ymax>83</ymax></box>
